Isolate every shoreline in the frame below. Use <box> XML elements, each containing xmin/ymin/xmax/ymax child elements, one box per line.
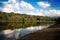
<box><xmin>19</xmin><ymin>24</ymin><xmax>60</xmax><ymax>40</ymax></box>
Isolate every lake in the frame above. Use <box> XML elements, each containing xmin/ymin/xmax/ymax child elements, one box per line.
<box><xmin>0</xmin><ymin>24</ymin><xmax>54</xmax><ymax>40</ymax></box>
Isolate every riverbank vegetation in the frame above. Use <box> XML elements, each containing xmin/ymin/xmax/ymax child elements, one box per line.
<box><xmin>0</xmin><ymin>12</ymin><xmax>54</xmax><ymax>30</ymax></box>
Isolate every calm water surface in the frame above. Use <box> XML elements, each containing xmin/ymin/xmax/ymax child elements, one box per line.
<box><xmin>0</xmin><ymin>24</ymin><xmax>54</xmax><ymax>40</ymax></box>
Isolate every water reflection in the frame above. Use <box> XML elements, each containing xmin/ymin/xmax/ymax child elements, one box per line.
<box><xmin>0</xmin><ymin>21</ymin><xmax>54</xmax><ymax>30</ymax></box>
<box><xmin>0</xmin><ymin>24</ymin><xmax>53</xmax><ymax>40</ymax></box>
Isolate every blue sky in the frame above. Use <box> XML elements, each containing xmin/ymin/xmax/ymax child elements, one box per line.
<box><xmin>0</xmin><ymin>0</ymin><xmax>60</xmax><ymax>17</ymax></box>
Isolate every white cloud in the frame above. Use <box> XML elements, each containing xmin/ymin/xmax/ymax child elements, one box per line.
<box><xmin>2</xmin><ymin>0</ymin><xmax>35</xmax><ymax>13</ymax></box>
<box><xmin>3</xmin><ymin>7</ymin><xmax>14</xmax><ymax>13</ymax></box>
<box><xmin>37</xmin><ymin>2</ymin><xmax>50</xmax><ymax>8</ymax></box>
<box><xmin>27</xmin><ymin>9</ymin><xmax>60</xmax><ymax>17</ymax></box>
<box><xmin>0</xmin><ymin>8</ymin><xmax>2</xmax><ymax>11</ymax></box>
<box><xmin>2</xmin><ymin>2</ymin><xmax>14</xmax><ymax>13</ymax></box>
<box><xmin>8</xmin><ymin>0</ymin><xmax>16</xmax><ymax>3</ymax></box>
<box><xmin>36</xmin><ymin>9</ymin><xmax>43</xmax><ymax>13</ymax></box>
<box><xmin>44</xmin><ymin>10</ymin><xmax>60</xmax><ymax>17</ymax></box>
<box><xmin>2</xmin><ymin>0</ymin><xmax>20</xmax><ymax>13</ymax></box>
<box><xmin>19</xmin><ymin>1</ymin><xmax>45</xmax><ymax>16</ymax></box>
<box><xmin>48</xmin><ymin>10</ymin><xmax>60</xmax><ymax>16</ymax></box>
<box><xmin>3</xmin><ymin>2</ymin><xmax>13</xmax><ymax>9</ymax></box>
<box><xmin>14</xmin><ymin>3</ymin><xmax>20</xmax><ymax>10</ymax></box>
<box><xmin>14</xmin><ymin>11</ymin><xmax>21</xmax><ymax>13</ymax></box>
<box><xmin>26</xmin><ymin>12</ymin><xmax>44</xmax><ymax>16</ymax></box>
<box><xmin>20</xmin><ymin>1</ymin><xmax>35</xmax><ymax>10</ymax></box>
<box><xmin>26</xmin><ymin>9</ymin><xmax>44</xmax><ymax>16</ymax></box>
<box><xmin>1</xmin><ymin>0</ymin><xmax>60</xmax><ymax>17</ymax></box>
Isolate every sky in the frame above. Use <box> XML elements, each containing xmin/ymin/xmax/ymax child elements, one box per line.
<box><xmin>0</xmin><ymin>0</ymin><xmax>60</xmax><ymax>17</ymax></box>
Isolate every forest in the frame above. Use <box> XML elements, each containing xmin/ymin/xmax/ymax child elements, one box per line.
<box><xmin>0</xmin><ymin>12</ymin><xmax>54</xmax><ymax>30</ymax></box>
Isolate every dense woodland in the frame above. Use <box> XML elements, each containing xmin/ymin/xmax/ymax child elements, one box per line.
<box><xmin>0</xmin><ymin>12</ymin><xmax>54</xmax><ymax>30</ymax></box>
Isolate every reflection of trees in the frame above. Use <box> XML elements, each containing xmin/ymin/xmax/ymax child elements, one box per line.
<box><xmin>22</xmin><ymin>18</ymin><xmax>25</xmax><ymax>24</ymax></box>
<box><xmin>0</xmin><ymin>22</ymin><xmax>9</xmax><ymax>30</ymax></box>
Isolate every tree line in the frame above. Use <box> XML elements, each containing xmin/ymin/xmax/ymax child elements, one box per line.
<box><xmin>0</xmin><ymin>12</ymin><xmax>54</xmax><ymax>30</ymax></box>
